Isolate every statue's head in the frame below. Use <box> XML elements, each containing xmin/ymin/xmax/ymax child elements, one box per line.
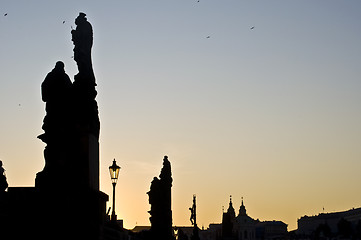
<box><xmin>75</xmin><ymin>12</ymin><xmax>87</xmax><ymax>25</ymax></box>
<box><xmin>55</xmin><ymin>61</ymin><xmax>65</xmax><ymax>71</ymax></box>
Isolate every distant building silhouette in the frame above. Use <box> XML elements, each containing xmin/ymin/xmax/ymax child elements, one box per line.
<box><xmin>255</xmin><ymin>221</ymin><xmax>288</xmax><ymax>240</ymax></box>
<box><xmin>222</xmin><ymin>195</ymin><xmax>237</xmax><ymax>240</ymax></box>
<box><xmin>219</xmin><ymin>197</ymin><xmax>287</xmax><ymax>240</ymax></box>
<box><xmin>130</xmin><ymin>196</ymin><xmax>289</xmax><ymax>240</ymax></box>
<box><xmin>222</xmin><ymin>196</ymin><xmax>257</xmax><ymax>240</ymax></box>
<box><xmin>297</xmin><ymin>207</ymin><xmax>361</xmax><ymax>238</ymax></box>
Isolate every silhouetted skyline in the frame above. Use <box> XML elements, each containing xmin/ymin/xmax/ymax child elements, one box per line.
<box><xmin>1</xmin><ymin>1</ymin><xmax>361</xmax><ymax>231</ymax></box>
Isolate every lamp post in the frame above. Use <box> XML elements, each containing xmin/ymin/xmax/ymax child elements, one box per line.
<box><xmin>109</xmin><ymin>159</ymin><xmax>120</xmax><ymax>222</ymax></box>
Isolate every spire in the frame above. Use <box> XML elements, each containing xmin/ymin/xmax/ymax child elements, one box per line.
<box><xmin>227</xmin><ymin>195</ymin><xmax>235</xmax><ymax>219</ymax></box>
<box><xmin>239</xmin><ymin>197</ymin><xmax>247</xmax><ymax>216</ymax></box>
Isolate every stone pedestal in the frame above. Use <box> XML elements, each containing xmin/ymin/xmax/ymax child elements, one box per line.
<box><xmin>83</xmin><ymin>133</ymin><xmax>99</xmax><ymax>191</ymax></box>
<box><xmin>35</xmin><ymin>133</ymin><xmax>99</xmax><ymax>192</ymax></box>
<box><xmin>1</xmin><ymin>187</ymin><xmax>108</xmax><ymax>240</ymax></box>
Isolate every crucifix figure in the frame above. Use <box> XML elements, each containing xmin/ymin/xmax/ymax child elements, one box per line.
<box><xmin>189</xmin><ymin>194</ymin><xmax>200</xmax><ymax>240</ymax></box>
<box><xmin>189</xmin><ymin>194</ymin><xmax>196</xmax><ymax>226</ymax></box>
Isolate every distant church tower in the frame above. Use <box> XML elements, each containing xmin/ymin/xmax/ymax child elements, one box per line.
<box><xmin>222</xmin><ymin>195</ymin><xmax>236</xmax><ymax>240</ymax></box>
<box><xmin>239</xmin><ymin>197</ymin><xmax>247</xmax><ymax>216</ymax></box>
<box><xmin>234</xmin><ymin>197</ymin><xmax>257</xmax><ymax>240</ymax></box>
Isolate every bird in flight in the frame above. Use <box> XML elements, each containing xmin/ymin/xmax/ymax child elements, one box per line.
<box><xmin>4</xmin><ymin>13</ymin><xmax>8</xmax><ymax>16</ymax></box>
<box><xmin>206</xmin><ymin>36</ymin><xmax>210</xmax><ymax>39</ymax></box>
<box><xmin>63</xmin><ymin>20</ymin><xmax>65</xmax><ymax>24</ymax></box>
<box><xmin>250</xmin><ymin>26</ymin><xmax>255</xmax><ymax>30</ymax></box>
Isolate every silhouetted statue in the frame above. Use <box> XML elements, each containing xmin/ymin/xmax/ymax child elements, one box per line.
<box><xmin>147</xmin><ymin>156</ymin><xmax>174</xmax><ymax>240</ymax></box>
<box><xmin>38</xmin><ymin>61</ymin><xmax>73</xmax><ymax>144</ymax></box>
<box><xmin>1</xmin><ymin>13</ymin><xmax>108</xmax><ymax>240</ymax></box>
<box><xmin>72</xmin><ymin>12</ymin><xmax>93</xmax><ymax>80</ymax></box>
<box><xmin>71</xmin><ymin>12</ymin><xmax>99</xmax><ymax>139</ymax></box>
<box><xmin>36</xmin><ymin>61</ymin><xmax>74</xmax><ymax>190</ymax></box>
<box><xmin>189</xmin><ymin>195</ymin><xmax>200</xmax><ymax>240</ymax></box>
<box><xmin>69</xmin><ymin>12</ymin><xmax>100</xmax><ymax>191</ymax></box>
<box><xmin>189</xmin><ymin>195</ymin><xmax>196</xmax><ymax>225</ymax></box>
<box><xmin>36</xmin><ymin>12</ymin><xmax>100</xmax><ymax>191</ymax></box>
<box><xmin>0</xmin><ymin>161</ymin><xmax>8</xmax><ymax>193</ymax></box>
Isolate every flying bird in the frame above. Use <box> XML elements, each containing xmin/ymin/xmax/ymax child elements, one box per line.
<box><xmin>250</xmin><ymin>26</ymin><xmax>255</xmax><ymax>30</ymax></box>
<box><xmin>4</xmin><ymin>13</ymin><xmax>8</xmax><ymax>16</ymax></box>
<box><xmin>206</xmin><ymin>36</ymin><xmax>210</xmax><ymax>39</ymax></box>
<box><xmin>63</xmin><ymin>20</ymin><xmax>65</xmax><ymax>24</ymax></box>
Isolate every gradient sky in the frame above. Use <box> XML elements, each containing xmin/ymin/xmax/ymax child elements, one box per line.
<box><xmin>1</xmin><ymin>0</ymin><xmax>361</xmax><ymax>231</ymax></box>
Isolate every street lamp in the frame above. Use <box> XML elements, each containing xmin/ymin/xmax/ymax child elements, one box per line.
<box><xmin>109</xmin><ymin>159</ymin><xmax>120</xmax><ymax>222</ymax></box>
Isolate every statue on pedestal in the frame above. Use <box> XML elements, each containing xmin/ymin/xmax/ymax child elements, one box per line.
<box><xmin>1</xmin><ymin>13</ymin><xmax>108</xmax><ymax>240</ymax></box>
<box><xmin>189</xmin><ymin>195</ymin><xmax>200</xmax><ymax>240</ymax></box>
<box><xmin>147</xmin><ymin>156</ymin><xmax>174</xmax><ymax>240</ymax></box>
<box><xmin>36</xmin><ymin>12</ymin><xmax>100</xmax><ymax>191</ymax></box>
<box><xmin>38</xmin><ymin>61</ymin><xmax>73</xmax><ymax>144</ymax></box>
<box><xmin>36</xmin><ymin>61</ymin><xmax>74</xmax><ymax>190</ymax></box>
<box><xmin>71</xmin><ymin>12</ymin><xmax>99</xmax><ymax>139</ymax></box>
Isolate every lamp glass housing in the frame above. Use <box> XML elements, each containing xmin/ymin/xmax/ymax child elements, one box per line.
<box><xmin>109</xmin><ymin>159</ymin><xmax>120</xmax><ymax>184</ymax></box>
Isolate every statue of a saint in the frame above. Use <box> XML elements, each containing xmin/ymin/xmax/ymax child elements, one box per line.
<box><xmin>71</xmin><ymin>12</ymin><xmax>94</xmax><ymax>84</ymax></box>
<box><xmin>38</xmin><ymin>61</ymin><xmax>72</xmax><ymax>143</ymax></box>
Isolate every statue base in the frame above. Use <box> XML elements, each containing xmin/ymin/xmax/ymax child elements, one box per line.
<box><xmin>0</xmin><ymin>187</ymin><xmax>108</xmax><ymax>240</ymax></box>
<box><xmin>35</xmin><ymin>133</ymin><xmax>99</xmax><ymax>192</ymax></box>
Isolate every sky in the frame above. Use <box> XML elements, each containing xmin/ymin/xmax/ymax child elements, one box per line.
<box><xmin>1</xmin><ymin>0</ymin><xmax>361</xmax><ymax>231</ymax></box>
